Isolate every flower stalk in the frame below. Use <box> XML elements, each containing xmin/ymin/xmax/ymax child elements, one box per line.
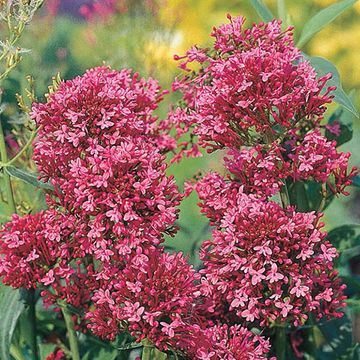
<box><xmin>141</xmin><ymin>339</ymin><xmax>153</xmax><ymax>360</ymax></box>
<box><xmin>59</xmin><ymin>302</ymin><xmax>80</xmax><ymax>360</ymax></box>
<box><xmin>275</xmin><ymin>326</ymin><xmax>286</xmax><ymax>360</ymax></box>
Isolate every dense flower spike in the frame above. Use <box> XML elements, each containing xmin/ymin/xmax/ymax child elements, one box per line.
<box><xmin>0</xmin><ymin>210</ymin><xmax>97</xmax><ymax>309</ymax></box>
<box><xmin>0</xmin><ymin>210</ymin><xmax>76</xmax><ymax>289</ymax></box>
<box><xmin>87</xmin><ymin>249</ymin><xmax>200</xmax><ymax>350</ymax></box>
<box><xmin>196</xmin><ymin>173</ymin><xmax>346</xmax><ymax>326</ymax></box>
<box><xmin>173</xmin><ymin>16</ymin><xmax>333</xmax><ymax>151</ymax></box>
<box><xmin>32</xmin><ymin>66</ymin><xmax>173</xmax><ymax>176</ymax></box>
<box><xmin>186</xmin><ymin>324</ymin><xmax>273</xmax><ymax>360</ymax></box>
<box><xmin>31</xmin><ymin>67</ymin><xmax>181</xmax><ymax>259</ymax></box>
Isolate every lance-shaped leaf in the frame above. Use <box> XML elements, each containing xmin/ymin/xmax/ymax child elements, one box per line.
<box><xmin>250</xmin><ymin>0</ymin><xmax>275</xmax><ymax>22</ymax></box>
<box><xmin>0</xmin><ymin>285</ymin><xmax>28</xmax><ymax>360</ymax></box>
<box><xmin>5</xmin><ymin>166</ymin><xmax>54</xmax><ymax>190</ymax></box>
<box><xmin>305</xmin><ymin>56</ymin><xmax>358</xmax><ymax>118</ymax></box>
<box><xmin>297</xmin><ymin>0</ymin><xmax>357</xmax><ymax>48</ymax></box>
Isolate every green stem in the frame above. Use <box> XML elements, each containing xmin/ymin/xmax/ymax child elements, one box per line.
<box><xmin>280</xmin><ymin>181</ymin><xmax>290</xmax><ymax>209</ymax></box>
<box><xmin>0</xmin><ymin>116</ymin><xmax>16</xmax><ymax>213</ymax></box>
<box><xmin>317</xmin><ymin>182</ymin><xmax>327</xmax><ymax>214</ymax></box>
<box><xmin>275</xmin><ymin>326</ymin><xmax>286</xmax><ymax>360</ymax></box>
<box><xmin>4</xmin><ymin>127</ymin><xmax>39</xmax><ymax>167</ymax></box>
<box><xmin>60</xmin><ymin>303</ymin><xmax>80</xmax><ymax>360</ymax></box>
<box><xmin>28</xmin><ymin>289</ymin><xmax>39</xmax><ymax>360</ymax></box>
<box><xmin>141</xmin><ymin>339</ymin><xmax>153</xmax><ymax>360</ymax></box>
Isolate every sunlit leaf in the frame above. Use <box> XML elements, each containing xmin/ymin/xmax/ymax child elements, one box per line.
<box><xmin>305</xmin><ymin>56</ymin><xmax>358</xmax><ymax>117</ymax></box>
<box><xmin>297</xmin><ymin>0</ymin><xmax>357</xmax><ymax>48</ymax></box>
<box><xmin>250</xmin><ymin>0</ymin><xmax>275</xmax><ymax>22</ymax></box>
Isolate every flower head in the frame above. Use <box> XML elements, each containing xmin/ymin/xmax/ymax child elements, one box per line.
<box><xmin>87</xmin><ymin>249</ymin><xmax>200</xmax><ymax>350</ymax></box>
<box><xmin>173</xmin><ymin>16</ymin><xmax>333</xmax><ymax>152</ymax></box>
<box><xmin>196</xmin><ymin>173</ymin><xmax>346</xmax><ymax>326</ymax></box>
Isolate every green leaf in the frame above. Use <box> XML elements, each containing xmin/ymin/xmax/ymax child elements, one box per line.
<box><xmin>5</xmin><ymin>166</ymin><xmax>54</xmax><ymax>190</ymax></box>
<box><xmin>287</xmin><ymin>181</ymin><xmax>310</xmax><ymax>212</ymax></box>
<box><xmin>316</xmin><ymin>314</ymin><xmax>354</xmax><ymax>359</ymax></box>
<box><xmin>250</xmin><ymin>0</ymin><xmax>275</xmax><ymax>22</ymax></box>
<box><xmin>297</xmin><ymin>0</ymin><xmax>357</xmax><ymax>48</ymax></box>
<box><xmin>327</xmin><ymin>225</ymin><xmax>360</xmax><ymax>252</ymax></box>
<box><xmin>325</xmin><ymin>108</ymin><xmax>353</xmax><ymax>147</ymax></box>
<box><xmin>352</xmin><ymin>175</ymin><xmax>360</xmax><ymax>187</ymax></box>
<box><xmin>0</xmin><ymin>284</ymin><xmax>28</xmax><ymax>360</ymax></box>
<box><xmin>287</xmin><ymin>180</ymin><xmax>334</xmax><ymax>212</ymax></box>
<box><xmin>82</xmin><ymin>347</ymin><xmax>118</xmax><ymax>360</ymax></box>
<box><xmin>305</xmin><ymin>56</ymin><xmax>359</xmax><ymax>118</ymax></box>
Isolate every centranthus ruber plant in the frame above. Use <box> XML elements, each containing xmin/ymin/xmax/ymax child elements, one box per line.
<box><xmin>0</xmin><ymin>1</ymin><xmax>359</xmax><ymax>360</ymax></box>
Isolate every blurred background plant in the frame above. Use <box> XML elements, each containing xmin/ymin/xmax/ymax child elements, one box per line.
<box><xmin>0</xmin><ymin>0</ymin><xmax>360</xmax><ymax>359</ymax></box>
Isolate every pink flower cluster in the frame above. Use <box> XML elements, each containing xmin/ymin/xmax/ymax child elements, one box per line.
<box><xmin>1</xmin><ymin>64</ymin><xmax>272</xmax><ymax>358</ymax></box>
<box><xmin>225</xmin><ymin>130</ymin><xmax>356</xmax><ymax>198</ymax></box>
<box><xmin>32</xmin><ymin>67</ymin><xmax>181</xmax><ymax>260</ymax></box>
<box><xmin>196</xmin><ymin>173</ymin><xmax>346</xmax><ymax>326</ymax></box>
<box><xmin>191</xmin><ymin>325</ymin><xmax>273</xmax><ymax>360</ymax></box>
<box><xmin>172</xmin><ymin>16</ymin><xmax>333</xmax><ymax>152</ymax></box>
<box><xmin>0</xmin><ymin>14</ymin><xmax>355</xmax><ymax>359</ymax></box>
<box><xmin>1</xmin><ymin>67</ymin><xmax>183</xmax><ymax>328</ymax></box>
<box><xmin>87</xmin><ymin>248</ymin><xmax>272</xmax><ymax>359</ymax></box>
<box><xmin>0</xmin><ymin>210</ymin><xmax>96</xmax><ymax>309</ymax></box>
<box><xmin>224</xmin><ymin>144</ymin><xmax>290</xmax><ymax>197</ymax></box>
<box><xmin>87</xmin><ymin>250</ymin><xmax>200</xmax><ymax>347</ymax></box>
<box><xmin>289</xmin><ymin>130</ymin><xmax>356</xmax><ymax>195</ymax></box>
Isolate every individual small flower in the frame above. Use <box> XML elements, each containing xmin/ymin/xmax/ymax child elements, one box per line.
<box><xmin>173</xmin><ymin>16</ymin><xmax>334</xmax><ymax>151</ymax></box>
<box><xmin>196</xmin><ymin>173</ymin><xmax>346</xmax><ymax>326</ymax></box>
<box><xmin>289</xmin><ymin>130</ymin><xmax>357</xmax><ymax>195</ymax></box>
<box><xmin>86</xmin><ymin>249</ymin><xmax>201</xmax><ymax>351</ymax></box>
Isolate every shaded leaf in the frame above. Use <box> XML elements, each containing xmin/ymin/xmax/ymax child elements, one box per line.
<box><xmin>297</xmin><ymin>0</ymin><xmax>357</xmax><ymax>48</ymax></box>
<box><xmin>305</xmin><ymin>56</ymin><xmax>358</xmax><ymax>117</ymax></box>
<box><xmin>5</xmin><ymin>166</ymin><xmax>54</xmax><ymax>190</ymax></box>
<box><xmin>327</xmin><ymin>225</ymin><xmax>360</xmax><ymax>252</ymax></box>
<box><xmin>352</xmin><ymin>175</ymin><xmax>360</xmax><ymax>187</ymax></box>
<box><xmin>316</xmin><ymin>314</ymin><xmax>354</xmax><ymax>359</ymax></box>
<box><xmin>250</xmin><ymin>0</ymin><xmax>275</xmax><ymax>22</ymax></box>
<box><xmin>287</xmin><ymin>180</ymin><xmax>334</xmax><ymax>212</ymax></box>
<box><xmin>0</xmin><ymin>284</ymin><xmax>28</xmax><ymax>360</ymax></box>
<box><xmin>82</xmin><ymin>347</ymin><xmax>118</xmax><ymax>360</ymax></box>
<box><xmin>325</xmin><ymin>96</ymin><xmax>355</xmax><ymax>146</ymax></box>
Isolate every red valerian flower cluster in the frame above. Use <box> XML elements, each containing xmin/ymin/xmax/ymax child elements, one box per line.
<box><xmin>87</xmin><ymin>249</ymin><xmax>201</xmax><ymax>347</ymax></box>
<box><xmin>1</xmin><ymin>63</ymin><xmax>272</xmax><ymax>359</ymax></box>
<box><xmin>87</xmin><ymin>247</ymin><xmax>273</xmax><ymax>359</ymax></box>
<box><xmin>196</xmin><ymin>173</ymin><xmax>346</xmax><ymax>326</ymax></box>
<box><xmin>32</xmin><ymin>67</ymin><xmax>181</xmax><ymax>261</ymax></box>
<box><xmin>190</xmin><ymin>325</ymin><xmax>273</xmax><ymax>360</ymax></box>
<box><xmin>172</xmin><ymin>15</ymin><xmax>334</xmax><ymax>152</ymax></box>
<box><xmin>171</xmin><ymin>14</ymin><xmax>354</xmax><ymax>358</ymax></box>
<box><xmin>0</xmin><ymin>210</ymin><xmax>97</xmax><ymax>310</ymax></box>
